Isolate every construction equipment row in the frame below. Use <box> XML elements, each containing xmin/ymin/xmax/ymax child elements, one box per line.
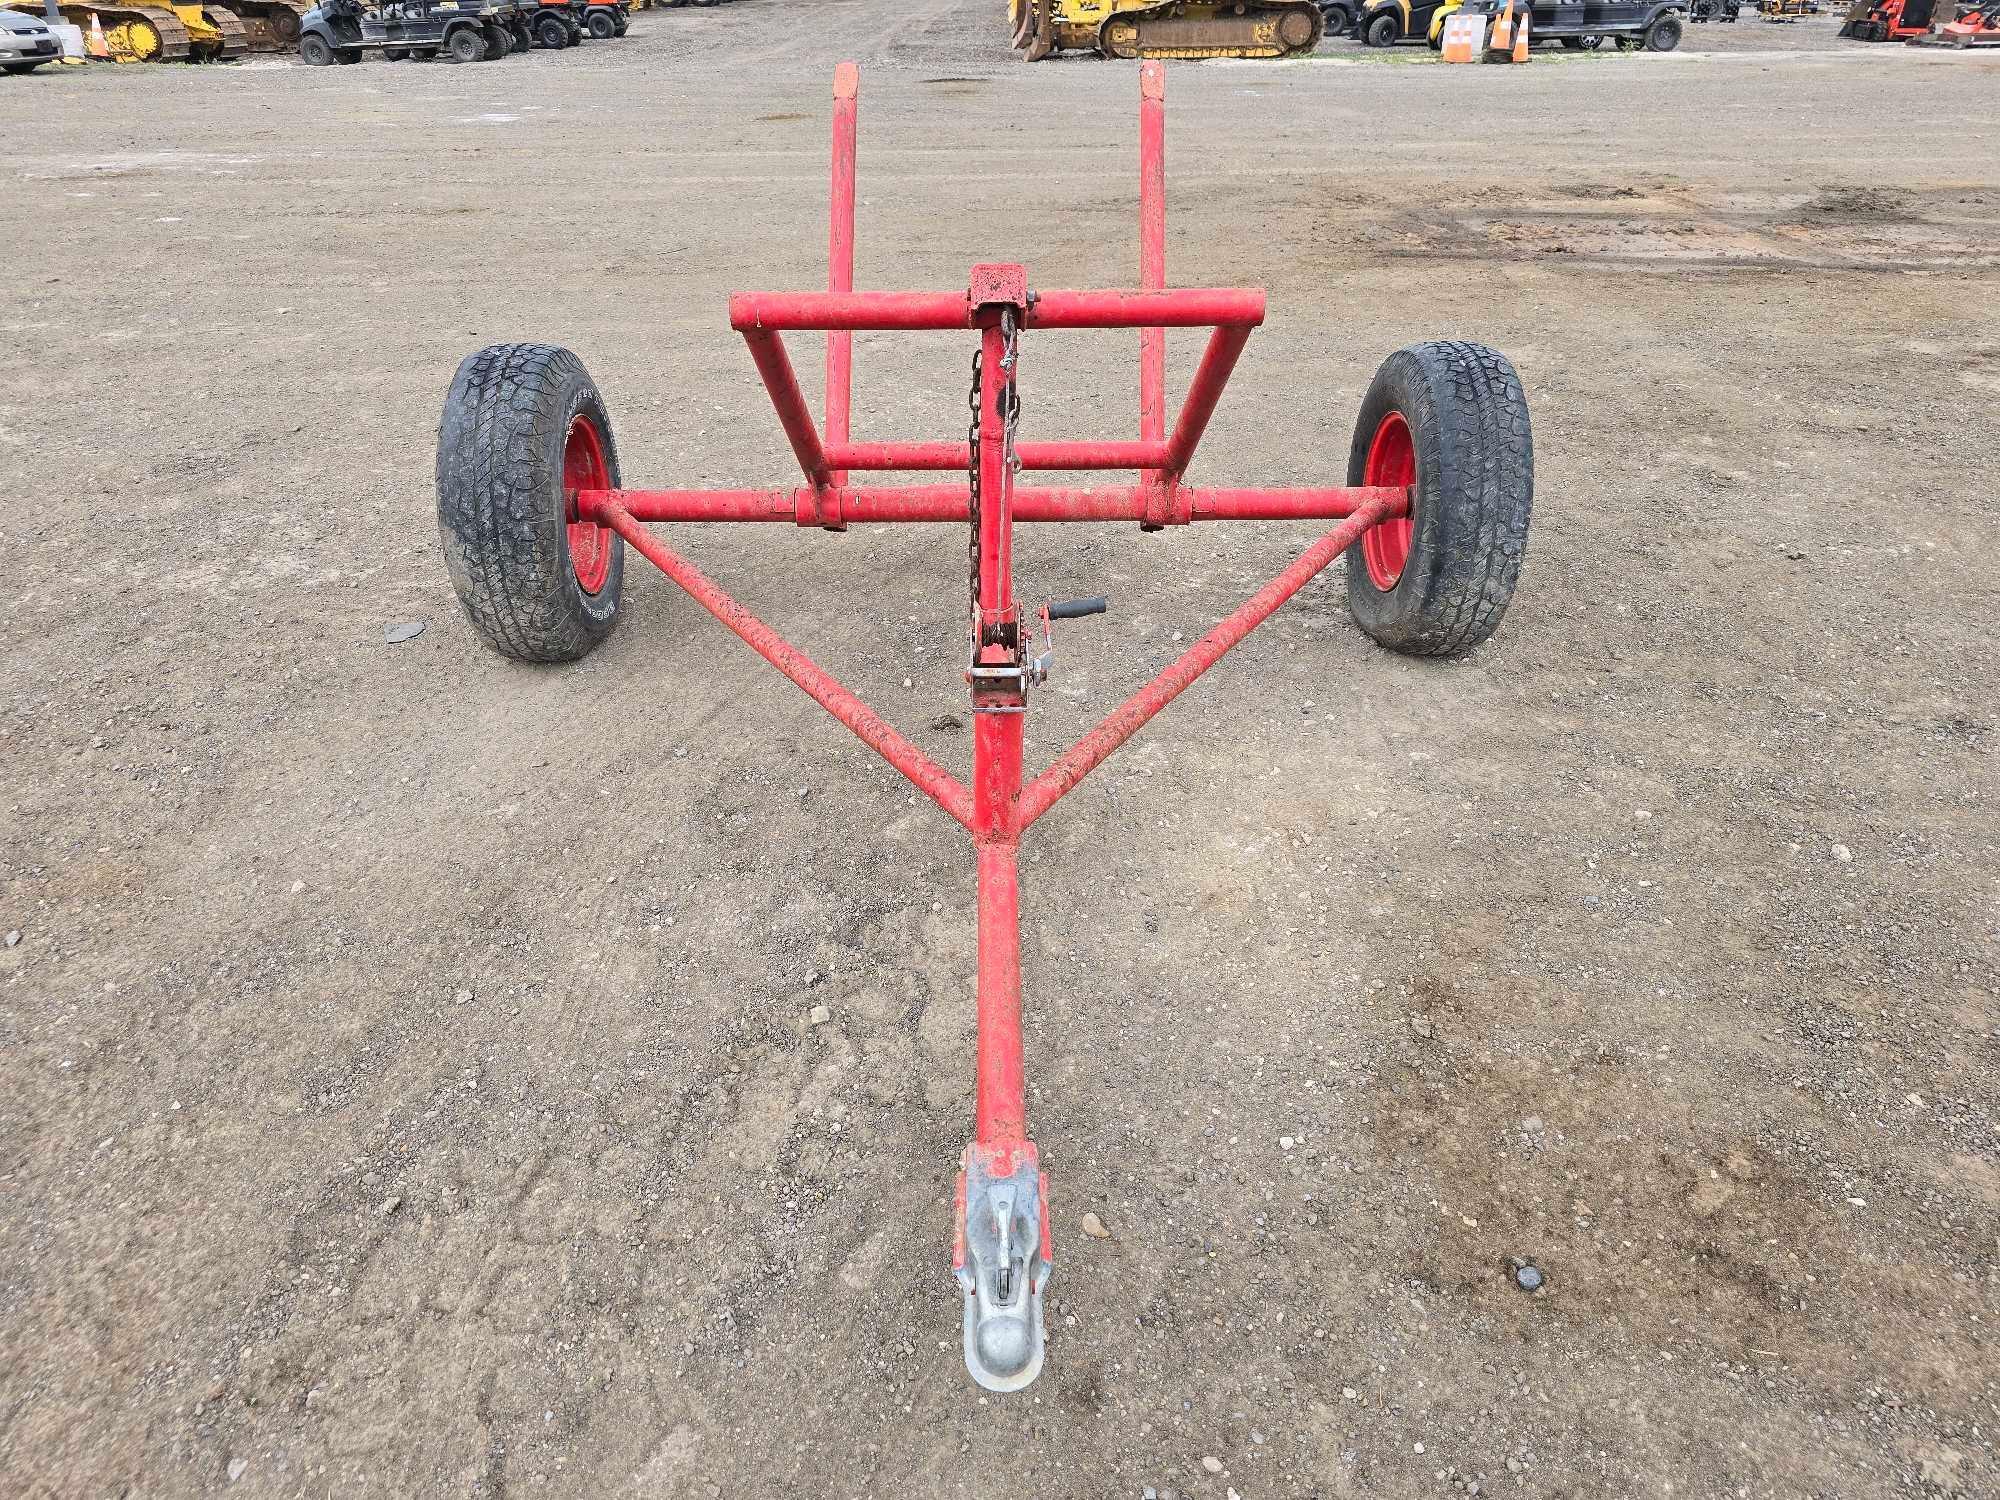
<box><xmin>4</xmin><ymin>0</ymin><xmax>664</xmax><ymax>61</ymax></box>
<box><xmin>10</xmin><ymin>0</ymin><xmax>276</xmax><ymax>59</ymax></box>
<box><xmin>1007</xmin><ymin>0</ymin><xmax>2000</xmax><ymax>54</ymax></box>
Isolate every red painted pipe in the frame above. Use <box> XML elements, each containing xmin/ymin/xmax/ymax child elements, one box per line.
<box><xmin>580</xmin><ymin>484</ymin><xmax>1406</xmax><ymax>526</ymax></box>
<box><xmin>1187</xmin><ymin>487</ymin><xmax>1402</xmax><ymax>521</ymax></box>
<box><xmin>732</xmin><ymin>291</ymin><xmax>971</xmax><ymax>332</ymax></box>
<box><xmin>823</xmin><ymin>440</ymin><xmax>1173</xmax><ymax>473</ymax></box>
<box><xmin>825</xmin><ymin>62</ymin><xmax>860</xmax><ymax>496</ymax></box>
<box><xmin>973</xmin><ymin>841</ymin><xmax>1027</xmax><ymax>1146</ymax></box>
<box><xmin>1139</xmin><ymin>61</ymin><xmax>1167</xmax><ymax>460</ymax></box>
<box><xmin>578</xmin><ymin>488</ymin><xmax>793</xmax><ymax>522</ymax></box>
<box><xmin>977</xmin><ymin>323</ymin><xmax>1012</xmax><ymax>621</ymax></box>
<box><xmin>594</xmin><ymin>504</ymin><xmax>975</xmax><ymax>831</ymax></box>
<box><xmin>740</xmin><ymin>328</ymin><xmax>831</xmax><ymax>486</ymax></box>
<box><xmin>1162</xmin><ymin>323</ymin><xmax>1253</xmax><ymax>478</ymax></box>
<box><xmin>728</xmin><ymin>286</ymin><xmax>1265</xmax><ymax>334</ymax></box>
<box><xmin>1016</xmin><ymin>494</ymin><xmax>1400</xmax><ymax>829</ymax></box>
<box><xmin>1028</xmin><ymin>288</ymin><xmax>1264</xmax><ymax>330</ymax></box>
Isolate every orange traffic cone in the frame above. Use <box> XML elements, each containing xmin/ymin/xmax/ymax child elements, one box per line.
<box><xmin>1440</xmin><ymin>13</ymin><xmax>1480</xmax><ymax>60</ymax></box>
<box><xmin>1512</xmin><ymin>13</ymin><xmax>1530</xmax><ymax>60</ymax></box>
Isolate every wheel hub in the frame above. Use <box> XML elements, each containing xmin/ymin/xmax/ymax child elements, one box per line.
<box><xmin>564</xmin><ymin>415</ymin><xmax>613</xmax><ymax>594</ymax></box>
<box><xmin>1361</xmin><ymin>409</ymin><xmax>1415</xmax><ymax>589</ymax></box>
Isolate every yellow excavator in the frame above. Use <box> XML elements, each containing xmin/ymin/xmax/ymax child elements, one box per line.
<box><xmin>1010</xmin><ymin>0</ymin><xmax>1324</xmax><ymax>57</ymax></box>
<box><xmin>7</xmin><ymin>0</ymin><xmax>309</xmax><ymax>56</ymax></box>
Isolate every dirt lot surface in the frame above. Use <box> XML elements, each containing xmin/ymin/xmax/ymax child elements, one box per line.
<box><xmin>4</xmin><ymin>3</ymin><xmax>1998</xmax><ymax>1497</ymax></box>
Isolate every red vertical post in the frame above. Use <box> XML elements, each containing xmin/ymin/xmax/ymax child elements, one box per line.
<box><xmin>976</xmin><ymin>321</ymin><xmax>1014</xmax><ymax>628</ymax></box>
<box><xmin>825</xmin><ymin>62</ymin><xmax>860</xmax><ymax>499</ymax></box>
<box><xmin>1138</xmin><ymin>62</ymin><xmax>1167</xmax><ymax>456</ymax></box>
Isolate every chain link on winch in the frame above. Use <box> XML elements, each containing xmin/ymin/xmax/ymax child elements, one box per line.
<box><xmin>965</xmin><ymin>309</ymin><xmax>1022</xmax><ymax>639</ymax></box>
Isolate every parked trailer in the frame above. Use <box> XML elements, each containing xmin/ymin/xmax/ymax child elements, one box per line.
<box><xmin>431</xmin><ymin>64</ymin><xmax>1534</xmax><ymax>1392</ymax></box>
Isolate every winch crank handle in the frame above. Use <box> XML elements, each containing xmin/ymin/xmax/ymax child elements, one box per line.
<box><xmin>1047</xmin><ymin>596</ymin><xmax>1110</xmax><ymax>620</ymax></box>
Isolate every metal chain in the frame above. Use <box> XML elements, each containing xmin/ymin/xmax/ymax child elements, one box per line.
<box><xmin>965</xmin><ymin>312</ymin><xmax>1023</xmax><ymax>636</ymax></box>
<box><xmin>1001</xmin><ymin>310</ymin><xmax>1021</xmax><ymax>501</ymax></box>
<box><xmin>966</xmin><ymin>345</ymin><xmax>983</xmax><ymax>629</ymax></box>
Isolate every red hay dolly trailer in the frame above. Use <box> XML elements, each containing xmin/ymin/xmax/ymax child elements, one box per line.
<box><xmin>433</xmin><ymin>62</ymin><xmax>1533</xmax><ymax>1391</ymax></box>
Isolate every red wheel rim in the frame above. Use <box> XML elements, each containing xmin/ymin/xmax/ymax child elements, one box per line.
<box><xmin>1360</xmin><ymin>410</ymin><xmax>1415</xmax><ymax>591</ymax></box>
<box><xmin>563</xmin><ymin>414</ymin><xmax>613</xmax><ymax>595</ymax></box>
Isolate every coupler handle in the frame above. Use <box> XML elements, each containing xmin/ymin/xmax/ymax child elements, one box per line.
<box><xmin>1047</xmin><ymin>596</ymin><xmax>1110</xmax><ymax>620</ymax></box>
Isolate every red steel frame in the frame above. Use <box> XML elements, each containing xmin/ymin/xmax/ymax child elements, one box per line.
<box><xmin>570</xmin><ymin>62</ymin><xmax>1409</xmax><ymax>1365</ymax></box>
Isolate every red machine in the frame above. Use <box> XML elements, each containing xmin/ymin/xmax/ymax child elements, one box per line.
<box><xmin>1838</xmin><ymin>0</ymin><xmax>1940</xmax><ymax>38</ymax></box>
<box><xmin>433</xmin><ymin>63</ymin><xmax>1533</xmax><ymax>1390</ymax></box>
<box><xmin>1925</xmin><ymin>0</ymin><xmax>2000</xmax><ymax>38</ymax></box>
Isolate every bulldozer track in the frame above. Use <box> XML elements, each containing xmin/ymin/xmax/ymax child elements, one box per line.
<box><xmin>45</xmin><ymin>2</ymin><xmax>197</xmax><ymax>58</ymax></box>
<box><xmin>203</xmin><ymin>2</ymin><xmax>250</xmax><ymax>55</ymax></box>
<box><xmin>230</xmin><ymin>0</ymin><xmax>308</xmax><ymax>48</ymax></box>
<box><xmin>1096</xmin><ymin>0</ymin><xmax>1323</xmax><ymax>57</ymax></box>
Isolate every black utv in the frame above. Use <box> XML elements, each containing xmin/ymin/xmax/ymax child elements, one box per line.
<box><xmin>581</xmin><ymin>0</ymin><xmax>629</xmax><ymax>36</ymax></box>
<box><xmin>297</xmin><ymin>0</ymin><xmax>521</xmax><ymax>62</ymax></box>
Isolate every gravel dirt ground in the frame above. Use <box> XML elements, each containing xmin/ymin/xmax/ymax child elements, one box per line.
<box><xmin>3</xmin><ymin>4</ymin><xmax>1998</xmax><ymax>1497</ymax></box>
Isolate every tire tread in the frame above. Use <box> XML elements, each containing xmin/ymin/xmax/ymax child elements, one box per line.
<box><xmin>435</xmin><ymin>342</ymin><xmax>623</xmax><ymax>664</ymax></box>
<box><xmin>1344</xmin><ymin>340</ymin><xmax>1532</xmax><ymax>657</ymax></box>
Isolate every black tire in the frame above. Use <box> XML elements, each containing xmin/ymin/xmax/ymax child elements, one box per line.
<box><xmin>298</xmin><ymin>30</ymin><xmax>334</xmax><ymax>63</ymax></box>
<box><xmin>482</xmin><ymin>22</ymin><xmax>509</xmax><ymax>53</ymax></box>
<box><xmin>1644</xmin><ymin>13</ymin><xmax>1682</xmax><ymax>46</ymax></box>
<box><xmin>563</xmin><ymin>19</ymin><xmax>583</xmax><ymax>43</ymax></box>
<box><xmin>1363</xmin><ymin>10</ymin><xmax>1398</xmax><ymax>43</ymax></box>
<box><xmin>612</xmin><ymin>15</ymin><xmax>627</xmax><ymax>32</ymax></box>
<box><xmin>587</xmin><ymin>8</ymin><xmax>617</xmax><ymax>35</ymax></box>
<box><xmin>335</xmin><ymin>45</ymin><xmax>362</xmax><ymax>62</ymax></box>
<box><xmin>1614</xmin><ymin>31</ymin><xmax>1636</xmax><ymax>45</ymax></box>
<box><xmin>447</xmin><ymin>24</ymin><xmax>485</xmax><ymax>60</ymax></box>
<box><xmin>382</xmin><ymin>44</ymin><xmax>408</xmax><ymax>58</ymax></box>
<box><xmin>1320</xmin><ymin>4</ymin><xmax>1351</xmax><ymax>36</ymax></box>
<box><xmin>1343</xmin><ymin>342</ymin><xmax>1532</xmax><ymax>658</ymax></box>
<box><xmin>534</xmin><ymin>13</ymin><xmax>568</xmax><ymax>45</ymax></box>
<box><xmin>437</xmin><ymin>344</ymin><xmax>626</xmax><ymax>664</ymax></box>
<box><xmin>413</xmin><ymin>44</ymin><xmax>438</xmax><ymax>57</ymax></box>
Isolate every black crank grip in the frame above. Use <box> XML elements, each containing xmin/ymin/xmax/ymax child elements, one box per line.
<box><xmin>1048</xmin><ymin>596</ymin><xmax>1110</xmax><ymax>620</ymax></box>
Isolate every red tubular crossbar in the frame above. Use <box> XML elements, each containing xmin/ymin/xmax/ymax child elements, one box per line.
<box><xmin>728</xmin><ymin>286</ymin><xmax>1265</xmax><ymax>333</ymax></box>
<box><xmin>583</xmin><ymin>62</ymin><xmax>1413</xmax><ymax>1392</ymax></box>
<box><xmin>822</xmin><ymin>440</ymin><xmax>1173</xmax><ymax>472</ymax></box>
<box><xmin>579</xmin><ymin>483</ymin><xmax>1403</xmax><ymax>526</ymax></box>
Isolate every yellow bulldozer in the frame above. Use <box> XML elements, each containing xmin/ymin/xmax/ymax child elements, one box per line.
<box><xmin>1010</xmin><ymin>0</ymin><xmax>1325</xmax><ymax>57</ymax></box>
<box><xmin>7</xmin><ymin>0</ymin><xmax>310</xmax><ymax>57</ymax></box>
